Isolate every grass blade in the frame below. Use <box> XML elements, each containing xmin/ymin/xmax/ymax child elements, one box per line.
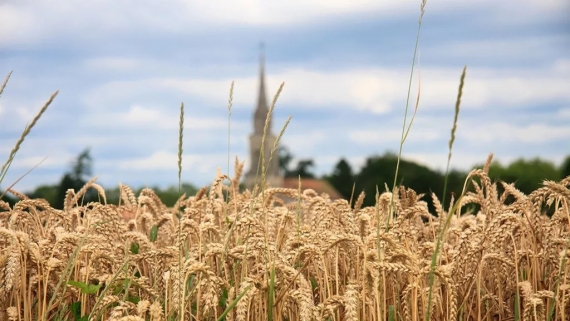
<box><xmin>217</xmin><ymin>285</ymin><xmax>252</xmax><ymax>321</ymax></box>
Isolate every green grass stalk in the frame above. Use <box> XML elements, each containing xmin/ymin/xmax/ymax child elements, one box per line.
<box><xmin>425</xmin><ymin>66</ymin><xmax>468</xmax><ymax>320</ymax></box>
<box><xmin>547</xmin><ymin>236</ymin><xmax>570</xmax><ymax>320</ymax></box>
<box><xmin>227</xmin><ymin>81</ymin><xmax>234</xmax><ymax>185</ymax></box>
<box><xmin>177</xmin><ymin>102</ymin><xmax>184</xmax><ymax>320</ymax></box>
<box><xmin>216</xmin><ymin>285</ymin><xmax>252</xmax><ymax>321</ymax></box>
<box><xmin>259</xmin><ymin>82</ymin><xmax>284</xmax><ymax>198</ymax></box>
<box><xmin>441</xmin><ymin>66</ymin><xmax>467</xmax><ymax>210</ymax></box>
<box><xmin>388</xmin><ymin>0</ymin><xmax>427</xmax><ymax>226</ymax></box>
<box><xmin>425</xmin><ymin>66</ymin><xmax>467</xmax><ymax>321</ymax></box>
<box><xmin>241</xmin><ymin>79</ymin><xmax>289</xmax><ymax>319</ymax></box>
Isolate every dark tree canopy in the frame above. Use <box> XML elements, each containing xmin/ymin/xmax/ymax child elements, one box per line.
<box><xmin>290</xmin><ymin>159</ymin><xmax>316</xmax><ymax>179</ymax></box>
<box><xmin>279</xmin><ymin>146</ymin><xmax>316</xmax><ymax>179</ymax></box>
<box><xmin>354</xmin><ymin>153</ymin><xmax>448</xmax><ymax>213</ymax></box>
<box><xmin>28</xmin><ymin>184</ymin><xmax>58</xmax><ymax>206</ymax></box>
<box><xmin>485</xmin><ymin>158</ymin><xmax>560</xmax><ymax>196</ymax></box>
<box><xmin>54</xmin><ymin>148</ymin><xmax>97</xmax><ymax>209</ymax></box>
<box><xmin>279</xmin><ymin>145</ymin><xmax>294</xmax><ymax>177</ymax></box>
<box><xmin>13</xmin><ymin>139</ymin><xmax>568</xmax><ymax>219</ymax></box>
<box><xmin>325</xmin><ymin>158</ymin><xmax>355</xmax><ymax>200</ymax></box>
<box><xmin>561</xmin><ymin>155</ymin><xmax>570</xmax><ymax>179</ymax></box>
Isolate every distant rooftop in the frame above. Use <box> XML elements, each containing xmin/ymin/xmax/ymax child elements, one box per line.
<box><xmin>282</xmin><ymin>177</ymin><xmax>343</xmax><ymax>200</ymax></box>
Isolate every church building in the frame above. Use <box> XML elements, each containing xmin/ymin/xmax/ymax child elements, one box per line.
<box><xmin>244</xmin><ymin>48</ymin><xmax>283</xmax><ymax>191</ymax></box>
<box><xmin>244</xmin><ymin>48</ymin><xmax>342</xmax><ymax>200</ymax></box>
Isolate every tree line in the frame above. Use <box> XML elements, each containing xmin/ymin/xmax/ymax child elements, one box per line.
<box><xmin>280</xmin><ymin>146</ymin><xmax>570</xmax><ymax>214</ymax></box>
<box><xmin>0</xmin><ymin>148</ymin><xmax>198</xmax><ymax>209</ymax></box>
<box><xmin>1</xmin><ymin>147</ymin><xmax>569</xmax><ymax>215</ymax></box>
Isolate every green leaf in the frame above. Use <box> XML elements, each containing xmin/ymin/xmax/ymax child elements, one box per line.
<box><xmin>217</xmin><ymin>284</ymin><xmax>252</xmax><ymax>321</ymax></box>
<box><xmin>268</xmin><ymin>267</ymin><xmax>275</xmax><ymax>321</ymax></box>
<box><xmin>130</xmin><ymin>242</ymin><xmax>140</xmax><ymax>254</ymax></box>
<box><xmin>112</xmin><ymin>282</ymin><xmax>124</xmax><ymax>295</ymax></box>
<box><xmin>67</xmin><ymin>280</ymin><xmax>101</xmax><ymax>294</ymax></box>
<box><xmin>309</xmin><ymin>277</ymin><xmax>318</xmax><ymax>292</ymax></box>
<box><xmin>127</xmin><ymin>295</ymin><xmax>141</xmax><ymax>305</ymax></box>
<box><xmin>388</xmin><ymin>305</ymin><xmax>396</xmax><ymax>321</ymax></box>
<box><xmin>219</xmin><ymin>287</ymin><xmax>229</xmax><ymax>308</ymax></box>
<box><xmin>83</xmin><ymin>283</ymin><xmax>101</xmax><ymax>294</ymax></box>
<box><xmin>70</xmin><ymin>301</ymin><xmax>82</xmax><ymax>320</ymax></box>
<box><xmin>149</xmin><ymin>225</ymin><xmax>158</xmax><ymax>242</ymax></box>
<box><xmin>67</xmin><ymin>280</ymin><xmax>87</xmax><ymax>292</ymax></box>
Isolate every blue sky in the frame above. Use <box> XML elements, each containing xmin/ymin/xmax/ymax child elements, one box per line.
<box><xmin>1</xmin><ymin>0</ymin><xmax>569</xmax><ymax>192</ymax></box>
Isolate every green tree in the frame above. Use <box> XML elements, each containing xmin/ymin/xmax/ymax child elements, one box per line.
<box><xmin>279</xmin><ymin>146</ymin><xmax>316</xmax><ymax>178</ymax></box>
<box><xmin>486</xmin><ymin>157</ymin><xmax>560</xmax><ymax>196</ymax></box>
<box><xmin>445</xmin><ymin>169</ymin><xmax>468</xmax><ymax>204</ymax></box>
<box><xmin>290</xmin><ymin>159</ymin><xmax>316</xmax><ymax>179</ymax></box>
<box><xmin>561</xmin><ymin>155</ymin><xmax>570</xmax><ymax>179</ymax></box>
<box><xmin>279</xmin><ymin>146</ymin><xmax>294</xmax><ymax>177</ymax></box>
<box><xmin>325</xmin><ymin>158</ymin><xmax>355</xmax><ymax>200</ymax></box>
<box><xmin>474</xmin><ymin>157</ymin><xmax>561</xmax><ymax>216</ymax></box>
<box><xmin>104</xmin><ymin>183</ymin><xmax>199</xmax><ymax>207</ymax></box>
<box><xmin>28</xmin><ymin>184</ymin><xmax>59</xmax><ymax>205</ymax></box>
<box><xmin>354</xmin><ymin>153</ymin><xmax>451</xmax><ymax>214</ymax></box>
<box><xmin>152</xmin><ymin>183</ymin><xmax>198</xmax><ymax>207</ymax></box>
<box><xmin>54</xmin><ymin>148</ymin><xmax>97</xmax><ymax>209</ymax></box>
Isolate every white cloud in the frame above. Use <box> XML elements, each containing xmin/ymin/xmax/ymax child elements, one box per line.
<box><xmin>2</xmin><ymin>0</ymin><xmax>565</xmax><ymax>47</ymax></box>
<box><xmin>559</xmin><ymin>108</ymin><xmax>570</xmax><ymax>119</ymax></box>
<box><xmin>0</xmin><ymin>1</ymin><xmax>421</xmax><ymax>47</ymax></box>
<box><xmin>114</xmin><ymin>151</ymin><xmax>235</xmax><ymax>176</ymax></box>
<box><xmin>282</xmin><ymin>131</ymin><xmax>327</xmax><ymax>153</ymax></box>
<box><xmin>3</xmin><ymin>155</ymin><xmax>65</xmax><ymax>170</ymax></box>
<box><xmin>118</xmin><ymin>105</ymin><xmax>228</xmax><ymax>130</ymax></box>
<box><xmin>92</xmin><ymin>64</ymin><xmax>569</xmax><ymax>115</ymax></box>
<box><xmin>554</xmin><ymin>59</ymin><xmax>570</xmax><ymax>74</ymax></box>
<box><xmin>462</xmin><ymin>76</ymin><xmax>569</xmax><ymax>109</ymax></box>
<box><xmin>116</xmin><ymin>151</ymin><xmax>183</xmax><ymax>170</ymax></box>
<box><xmin>80</xmin><ymin>103</ymin><xmax>240</xmax><ymax>131</ymax></box>
<box><xmin>0</xmin><ymin>3</ymin><xmax>39</xmax><ymax>46</ymax></box>
<box><xmin>431</xmin><ymin>37</ymin><xmax>564</xmax><ymax>61</ymax></box>
<box><xmin>459</xmin><ymin>122</ymin><xmax>570</xmax><ymax>144</ymax></box>
<box><xmin>83</xmin><ymin>57</ymin><xmax>145</xmax><ymax>72</ymax></box>
<box><xmin>166</xmin><ymin>0</ymin><xmax>416</xmax><ymax>26</ymax></box>
<box><xmin>124</xmin><ymin>105</ymin><xmax>171</xmax><ymax>127</ymax></box>
<box><xmin>0</xmin><ymin>93</ymin><xmax>62</xmax><ymax>127</ymax></box>
<box><xmin>0</xmin><ymin>69</ymin><xmax>409</xmax><ymax>124</ymax></box>
<box><xmin>349</xmin><ymin>127</ymin><xmax>440</xmax><ymax>144</ymax></box>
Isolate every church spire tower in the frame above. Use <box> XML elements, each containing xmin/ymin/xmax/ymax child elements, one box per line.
<box><xmin>245</xmin><ymin>43</ymin><xmax>283</xmax><ymax>191</ymax></box>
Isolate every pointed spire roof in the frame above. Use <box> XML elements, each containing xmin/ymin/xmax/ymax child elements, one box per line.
<box><xmin>254</xmin><ymin>42</ymin><xmax>270</xmax><ymax>134</ymax></box>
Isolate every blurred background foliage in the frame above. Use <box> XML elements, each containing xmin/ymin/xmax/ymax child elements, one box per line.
<box><xmin>1</xmin><ymin>147</ymin><xmax>569</xmax><ymax>217</ymax></box>
<box><xmin>0</xmin><ymin>148</ymin><xmax>198</xmax><ymax>209</ymax></box>
<box><xmin>322</xmin><ymin>152</ymin><xmax>569</xmax><ymax>215</ymax></box>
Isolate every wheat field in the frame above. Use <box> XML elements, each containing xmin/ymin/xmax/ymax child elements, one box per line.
<box><xmin>2</xmin><ymin>1</ymin><xmax>569</xmax><ymax>318</ymax></box>
<box><xmin>1</xmin><ymin>157</ymin><xmax>570</xmax><ymax>320</ymax></box>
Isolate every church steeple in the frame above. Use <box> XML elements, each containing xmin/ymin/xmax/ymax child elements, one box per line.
<box><xmin>254</xmin><ymin>42</ymin><xmax>270</xmax><ymax>134</ymax></box>
<box><xmin>244</xmin><ymin>43</ymin><xmax>283</xmax><ymax>191</ymax></box>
